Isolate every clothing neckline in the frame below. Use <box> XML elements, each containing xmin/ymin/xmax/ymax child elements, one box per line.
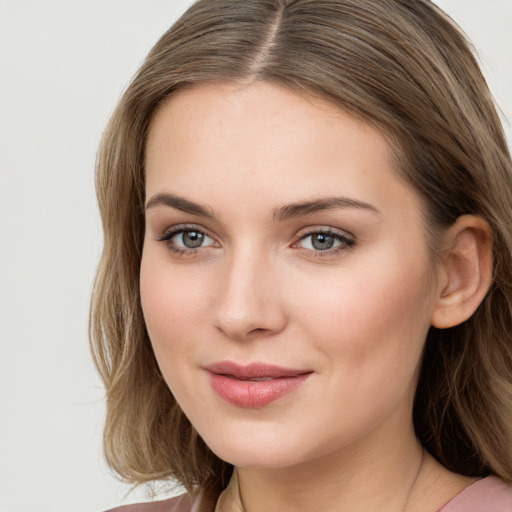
<box><xmin>191</xmin><ymin>474</ymin><xmax>500</xmax><ymax>512</ymax></box>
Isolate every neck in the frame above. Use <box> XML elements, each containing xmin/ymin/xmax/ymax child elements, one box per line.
<box><xmin>233</xmin><ymin>422</ymin><xmax>425</xmax><ymax>512</ymax></box>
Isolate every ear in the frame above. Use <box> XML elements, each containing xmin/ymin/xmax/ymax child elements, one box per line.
<box><xmin>431</xmin><ymin>215</ymin><xmax>493</xmax><ymax>329</ymax></box>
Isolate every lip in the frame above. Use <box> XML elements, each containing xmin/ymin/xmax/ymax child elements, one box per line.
<box><xmin>204</xmin><ymin>361</ymin><xmax>313</xmax><ymax>408</ymax></box>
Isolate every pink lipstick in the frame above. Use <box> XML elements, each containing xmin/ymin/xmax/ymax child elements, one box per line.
<box><xmin>205</xmin><ymin>361</ymin><xmax>312</xmax><ymax>408</ymax></box>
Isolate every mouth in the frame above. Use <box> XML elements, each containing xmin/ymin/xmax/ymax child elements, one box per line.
<box><xmin>226</xmin><ymin>376</ymin><xmax>275</xmax><ymax>381</ymax></box>
<box><xmin>204</xmin><ymin>361</ymin><xmax>313</xmax><ymax>408</ymax></box>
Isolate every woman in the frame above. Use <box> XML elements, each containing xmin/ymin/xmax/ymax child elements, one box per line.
<box><xmin>91</xmin><ymin>0</ymin><xmax>512</xmax><ymax>510</ymax></box>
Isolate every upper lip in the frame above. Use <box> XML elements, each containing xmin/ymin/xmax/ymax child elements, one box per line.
<box><xmin>204</xmin><ymin>361</ymin><xmax>312</xmax><ymax>379</ymax></box>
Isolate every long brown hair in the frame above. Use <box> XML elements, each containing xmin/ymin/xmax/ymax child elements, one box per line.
<box><xmin>90</xmin><ymin>0</ymin><xmax>512</xmax><ymax>497</ymax></box>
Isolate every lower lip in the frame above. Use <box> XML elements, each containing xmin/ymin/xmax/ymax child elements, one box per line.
<box><xmin>208</xmin><ymin>372</ymin><xmax>311</xmax><ymax>408</ymax></box>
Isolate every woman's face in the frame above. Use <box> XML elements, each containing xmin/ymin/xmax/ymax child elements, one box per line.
<box><xmin>141</xmin><ymin>82</ymin><xmax>440</xmax><ymax>469</ymax></box>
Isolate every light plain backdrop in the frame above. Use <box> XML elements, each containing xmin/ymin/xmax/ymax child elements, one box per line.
<box><xmin>0</xmin><ymin>1</ymin><xmax>511</xmax><ymax>511</ymax></box>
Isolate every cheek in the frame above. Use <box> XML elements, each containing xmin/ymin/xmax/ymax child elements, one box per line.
<box><xmin>293</xmin><ymin>248</ymin><xmax>434</xmax><ymax>374</ymax></box>
<box><xmin>139</xmin><ymin>255</ymin><xmax>214</xmax><ymax>416</ymax></box>
<box><xmin>139</xmin><ymin>250</ymin><xmax>208</xmax><ymax>362</ymax></box>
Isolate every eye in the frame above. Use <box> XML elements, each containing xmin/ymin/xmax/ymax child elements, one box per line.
<box><xmin>157</xmin><ymin>226</ymin><xmax>217</xmax><ymax>253</ymax></box>
<box><xmin>172</xmin><ymin>230</ymin><xmax>215</xmax><ymax>249</ymax></box>
<box><xmin>296</xmin><ymin>229</ymin><xmax>355</xmax><ymax>253</ymax></box>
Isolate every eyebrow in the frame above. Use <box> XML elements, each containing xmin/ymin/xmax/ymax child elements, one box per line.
<box><xmin>272</xmin><ymin>196</ymin><xmax>380</xmax><ymax>222</ymax></box>
<box><xmin>145</xmin><ymin>192</ymin><xmax>379</xmax><ymax>220</ymax></box>
<box><xmin>145</xmin><ymin>193</ymin><xmax>215</xmax><ymax>218</ymax></box>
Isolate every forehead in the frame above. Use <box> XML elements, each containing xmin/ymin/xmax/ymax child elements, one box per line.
<box><xmin>148</xmin><ymin>82</ymin><xmax>384</xmax><ymax>150</ymax></box>
<box><xmin>144</xmin><ymin>81</ymin><xmax>420</xmax><ymax>223</ymax></box>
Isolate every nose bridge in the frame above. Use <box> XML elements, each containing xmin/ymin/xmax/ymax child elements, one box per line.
<box><xmin>213</xmin><ymin>242</ymin><xmax>286</xmax><ymax>340</ymax></box>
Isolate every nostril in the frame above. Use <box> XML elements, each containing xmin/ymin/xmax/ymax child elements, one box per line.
<box><xmin>248</xmin><ymin>327</ymin><xmax>267</xmax><ymax>336</ymax></box>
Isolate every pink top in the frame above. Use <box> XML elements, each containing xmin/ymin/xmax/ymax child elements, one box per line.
<box><xmin>439</xmin><ymin>476</ymin><xmax>512</xmax><ymax>511</ymax></box>
<box><xmin>105</xmin><ymin>476</ymin><xmax>512</xmax><ymax>512</ymax></box>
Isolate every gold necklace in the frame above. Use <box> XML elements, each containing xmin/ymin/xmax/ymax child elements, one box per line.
<box><xmin>400</xmin><ymin>447</ymin><xmax>425</xmax><ymax>512</ymax></box>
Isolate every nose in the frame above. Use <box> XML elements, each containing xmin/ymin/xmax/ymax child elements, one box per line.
<box><xmin>213</xmin><ymin>249</ymin><xmax>288</xmax><ymax>341</ymax></box>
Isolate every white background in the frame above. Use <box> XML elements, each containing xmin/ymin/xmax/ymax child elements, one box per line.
<box><xmin>0</xmin><ymin>1</ymin><xmax>511</xmax><ymax>511</ymax></box>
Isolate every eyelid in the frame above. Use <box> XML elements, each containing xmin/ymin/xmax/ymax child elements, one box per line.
<box><xmin>295</xmin><ymin>224</ymin><xmax>355</xmax><ymax>239</ymax></box>
<box><xmin>156</xmin><ymin>223</ymin><xmax>215</xmax><ymax>239</ymax></box>
<box><xmin>292</xmin><ymin>226</ymin><xmax>356</xmax><ymax>255</ymax></box>
<box><xmin>155</xmin><ymin>223</ymin><xmax>220</xmax><ymax>255</ymax></box>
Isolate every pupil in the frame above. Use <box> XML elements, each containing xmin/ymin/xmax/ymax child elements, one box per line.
<box><xmin>183</xmin><ymin>231</ymin><xmax>204</xmax><ymax>248</ymax></box>
<box><xmin>312</xmin><ymin>233</ymin><xmax>334</xmax><ymax>250</ymax></box>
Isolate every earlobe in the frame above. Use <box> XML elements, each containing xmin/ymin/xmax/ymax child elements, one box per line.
<box><xmin>431</xmin><ymin>215</ymin><xmax>493</xmax><ymax>329</ymax></box>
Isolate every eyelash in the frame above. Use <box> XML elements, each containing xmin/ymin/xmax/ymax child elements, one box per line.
<box><xmin>156</xmin><ymin>225</ymin><xmax>356</xmax><ymax>258</ymax></box>
<box><xmin>156</xmin><ymin>224</ymin><xmax>217</xmax><ymax>257</ymax></box>
<box><xmin>294</xmin><ymin>229</ymin><xmax>356</xmax><ymax>257</ymax></box>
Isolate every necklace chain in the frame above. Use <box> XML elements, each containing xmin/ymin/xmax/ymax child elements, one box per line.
<box><xmin>401</xmin><ymin>446</ymin><xmax>425</xmax><ymax>512</ymax></box>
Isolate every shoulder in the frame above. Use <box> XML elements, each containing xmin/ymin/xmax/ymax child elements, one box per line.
<box><xmin>104</xmin><ymin>493</ymin><xmax>196</xmax><ymax>512</ymax></box>
<box><xmin>440</xmin><ymin>476</ymin><xmax>512</xmax><ymax>512</ymax></box>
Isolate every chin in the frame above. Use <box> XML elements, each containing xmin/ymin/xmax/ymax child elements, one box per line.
<box><xmin>194</xmin><ymin>416</ymin><xmax>347</xmax><ymax>471</ymax></box>
<box><xmin>195</xmin><ymin>420</ymin><xmax>308</xmax><ymax>469</ymax></box>
<box><xmin>210</xmin><ymin>443</ymin><xmax>305</xmax><ymax>470</ymax></box>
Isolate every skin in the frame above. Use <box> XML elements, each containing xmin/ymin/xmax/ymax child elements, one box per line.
<box><xmin>140</xmin><ymin>82</ymin><xmax>482</xmax><ymax>511</ymax></box>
